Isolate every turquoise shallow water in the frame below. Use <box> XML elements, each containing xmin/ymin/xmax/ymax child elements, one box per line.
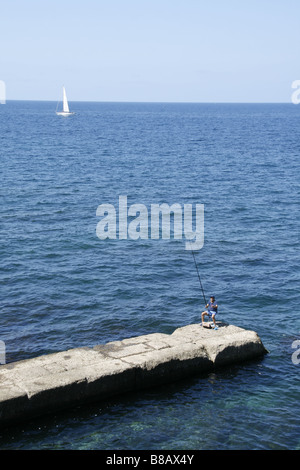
<box><xmin>0</xmin><ymin>101</ymin><xmax>299</xmax><ymax>449</ymax></box>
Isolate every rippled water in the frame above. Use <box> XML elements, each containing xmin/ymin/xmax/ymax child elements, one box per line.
<box><xmin>0</xmin><ymin>101</ymin><xmax>299</xmax><ymax>449</ymax></box>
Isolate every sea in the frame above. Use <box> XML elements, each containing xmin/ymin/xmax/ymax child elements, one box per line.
<box><xmin>0</xmin><ymin>101</ymin><xmax>299</xmax><ymax>450</ymax></box>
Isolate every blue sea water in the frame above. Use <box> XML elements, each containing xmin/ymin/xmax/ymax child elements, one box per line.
<box><xmin>0</xmin><ymin>101</ymin><xmax>299</xmax><ymax>450</ymax></box>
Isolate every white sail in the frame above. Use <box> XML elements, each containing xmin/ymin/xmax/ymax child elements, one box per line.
<box><xmin>62</xmin><ymin>86</ymin><xmax>70</xmax><ymax>113</ymax></box>
<box><xmin>56</xmin><ymin>86</ymin><xmax>74</xmax><ymax>116</ymax></box>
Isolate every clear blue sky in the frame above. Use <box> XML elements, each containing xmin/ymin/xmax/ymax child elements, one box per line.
<box><xmin>1</xmin><ymin>0</ymin><xmax>299</xmax><ymax>102</ymax></box>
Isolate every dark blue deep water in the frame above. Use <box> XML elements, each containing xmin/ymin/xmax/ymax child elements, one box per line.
<box><xmin>0</xmin><ymin>101</ymin><xmax>299</xmax><ymax>449</ymax></box>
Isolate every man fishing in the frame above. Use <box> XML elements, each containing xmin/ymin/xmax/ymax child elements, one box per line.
<box><xmin>189</xmin><ymin>246</ymin><xmax>219</xmax><ymax>330</ymax></box>
<box><xmin>201</xmin><ymin>296</ymin><xmax>218</xmax><ymax>329</ymax></box>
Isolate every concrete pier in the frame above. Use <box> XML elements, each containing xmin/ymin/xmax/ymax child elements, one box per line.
<box><xmin>0</xmin><ymin>323</ymin><xmax>268</xmax><ymax>427</ymax></box>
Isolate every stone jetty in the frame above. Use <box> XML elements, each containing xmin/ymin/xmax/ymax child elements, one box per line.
<box><xmin>0</xmin><ymin>322</ymin><xmax>268</xmax><ymax>428</ymax></box>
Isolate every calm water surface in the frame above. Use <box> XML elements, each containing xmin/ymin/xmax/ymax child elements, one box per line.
<box><xmin>0</xmin><ymin>101</ymin><xmax>299</xmax><ymax>449</ymax></box>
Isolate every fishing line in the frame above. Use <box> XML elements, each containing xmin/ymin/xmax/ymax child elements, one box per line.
<box><xmin>189</xmin><ymin>243</ymin><xmax>207</xmax><ymax>306</ymax></box>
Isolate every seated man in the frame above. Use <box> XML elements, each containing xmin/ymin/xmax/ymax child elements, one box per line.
<box><xmin>201</xmin><ymin>295</ymin><xmax>218</xmax><ymax>329</ymax></box>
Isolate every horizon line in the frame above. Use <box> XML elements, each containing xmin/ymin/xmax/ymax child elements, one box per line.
<box><xmin>3</xmin><ymin>99</ymin><xmax>294</xmax><ymax>105</ymax></box>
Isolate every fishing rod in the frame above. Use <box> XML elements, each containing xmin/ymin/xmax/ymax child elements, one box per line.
<box><xmin>189</xmin><ymin>244</ymin><xmax>207</xmax><ymax>306</ymax></box>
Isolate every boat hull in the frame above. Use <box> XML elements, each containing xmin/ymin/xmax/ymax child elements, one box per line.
<box><xmin>56</xmin><ymin>111</ymin><xmax>75</xmax><ymax>116</ymax></box>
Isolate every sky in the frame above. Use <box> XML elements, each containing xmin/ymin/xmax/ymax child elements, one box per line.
<box><xmin>1</xmin><ymin>0</ymin><xmax>299</xmax><ymax>102</ymax></box>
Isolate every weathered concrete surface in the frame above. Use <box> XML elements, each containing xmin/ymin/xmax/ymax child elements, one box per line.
<box><xmin>0</xmin><ymin>323</ymin><xmax>268</xmax><ymax>427</ymax></box>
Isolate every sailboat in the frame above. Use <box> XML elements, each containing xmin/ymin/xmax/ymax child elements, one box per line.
<box><xmin>56</xmin><ymin>86</ymin><xmax>75</xmax><ymax>116</ymax></box>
